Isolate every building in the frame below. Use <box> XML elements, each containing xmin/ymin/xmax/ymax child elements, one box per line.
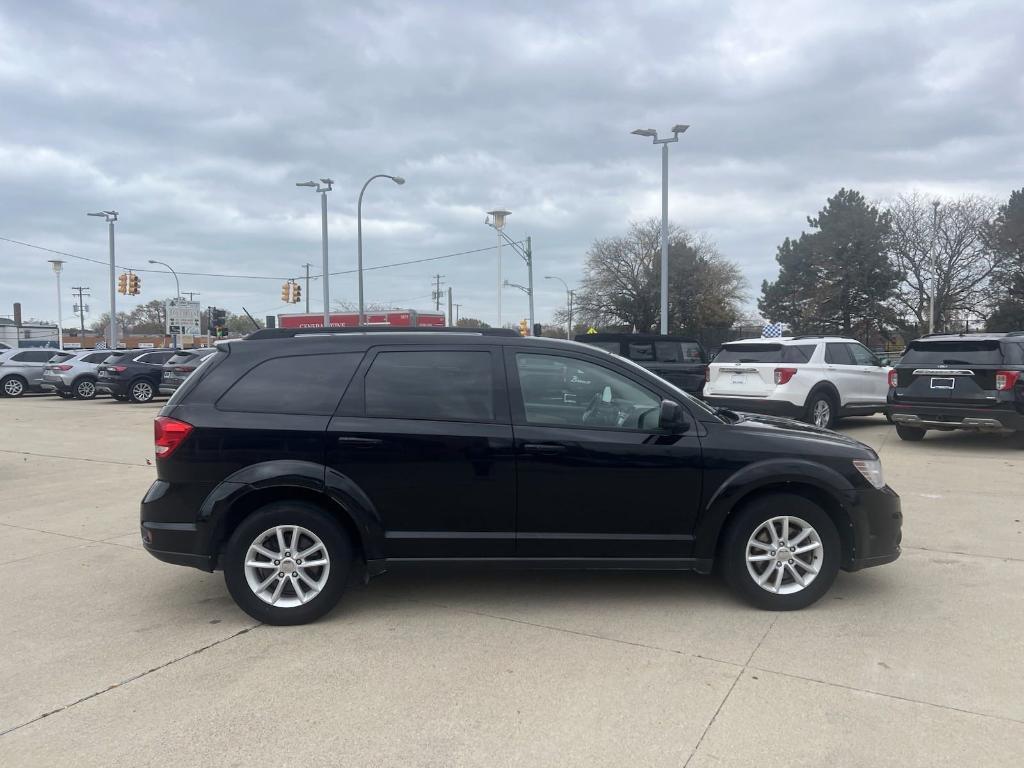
<box><xmin>0</xmin><ymin>317</ymin><xmax>59</xmax><ymax>348</ymax></box>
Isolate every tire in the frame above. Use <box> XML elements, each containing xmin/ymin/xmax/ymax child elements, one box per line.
<box><xmin>128</xmin><ymin>379</ymin><xmax>155</xmax><ymax>403</ymax></box>
<box><xmin>223</xmin><ymin>501</ymin><xmax>352</xmax><ymax>625</ymax></box>
<box><xmin>74</xmin><ymin>378</ymin><xmax>97</xmax><ymax>400</ymax></box>
<box><xmin>1</xmin><ymin>375</ymin><xmax>26</xmax><ymax>398</ymax></box>
<box><xmin>721</xmin><ymin>493</ymin><xmax>841</xmax><ymax>611</ymax></box>
<box><xmin>804</xmin><ymin>389</ymin><xmax>837</xmax><ymax>430</ymax></box>
<box><xmin>896</xmin><ymin>425</ymin><xmax>926</xmax><ymax>441</ymax></box>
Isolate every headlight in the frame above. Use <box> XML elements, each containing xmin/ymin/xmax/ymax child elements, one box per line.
<box><xmin>852</xmin><ymin>459</ymin><xmax>885</xmax><ymax>489</ymax></box>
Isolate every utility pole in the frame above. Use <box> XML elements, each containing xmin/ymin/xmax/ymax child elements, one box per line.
<box><xmin>296</xmin><ymin>178</ymin><xmax>333</xmax><ymax>327</ymax></box>
<box><xmin>182</xmin><ymin>291</ymin><xmax>200</xmax><ymax>301</ymax></box>
<box><xmin>929</xmin><ymin>200</ymin><xmax>941</xmax><ymax>334</ymax></box>
<box><xmin>525</xmin><ymin>236</ymin><xmax>535</xmax><ymax>335</ymax></box>
<box><xmin>87</xmin><ymin>210</ymin><xmax>118</xmax><ymax>348</ymax></box>
<box><xmin>447</xmin><ymin>286</ymin><xmax>453</xmax><ymax>327</ymax></box>
<box><xmin>454</xmin><ymin>303</ymin><xmax>462</xmax><ymax>326</ymax></box>
<box><xmin>432</xmin><ymin>274</ymin><xmax>446</xmax><ymax>312</ymax></box>
<box><xmin>71</xmin><ymin>286</ymin><xmax>90</xmax><ymax>338</ymax></box>
<box><xmin>303</xmin><ymin>263</ymin><xmax>312</xmax><ymax>313</ymax></box>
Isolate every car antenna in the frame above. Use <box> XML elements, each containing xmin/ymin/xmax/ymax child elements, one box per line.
<box><xmin>240</xmin><ymin>306</ymin><xmax>261</xmax><ymax>332</ymax></box>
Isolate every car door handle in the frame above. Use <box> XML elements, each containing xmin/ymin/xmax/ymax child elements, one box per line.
<box><xmin>335</xmin><ymin>436</ymin><xmax>382</xmax><ymax>447</ymax></box>
<box><xmin>522</xmin><ymin>443</ymin><xmax>568</xmax><ymax>454</ymax></box>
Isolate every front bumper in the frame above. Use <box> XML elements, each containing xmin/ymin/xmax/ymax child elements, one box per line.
<box><xmin>889</xmin><ymin>403</ymin><xmax>1024</xmax><ymax>433</ymax></box>
<box><xmin>844</xmin><ymin>486</ymin><xmax>902</xmax><ymax>572</ymax></box>
<box><xmin>704</xmin><ymin>396</ymin><xmax>804</xmax><ymax>420</ymax></box>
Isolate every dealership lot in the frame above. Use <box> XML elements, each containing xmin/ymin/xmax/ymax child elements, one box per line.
<box><xmin>1</xmin><ymin>395</ymin><xmax>1022</xmax><ymax>766</ymax></box>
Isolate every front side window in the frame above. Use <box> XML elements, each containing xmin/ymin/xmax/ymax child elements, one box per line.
<box><xmin>847</xmin><ymin>343</ymin><xmax>878</xmax><ymax>366</ymax></box>
<box><xmin>364</xmin><ymin>350</ymin><xmax>494</xmax><ymax>422</ymax></box>
<box><xmin>515</xmin><ymin>353</ymin><xmax>661</xmax><ymax>430</ymax></box>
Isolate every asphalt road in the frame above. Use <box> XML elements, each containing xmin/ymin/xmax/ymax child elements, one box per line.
<box><xmin>1</xmin><ymin>395</ymin><xmax>1022</xmax><ymax>766</ymax></box>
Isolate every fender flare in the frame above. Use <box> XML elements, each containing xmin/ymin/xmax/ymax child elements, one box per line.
<box><xmin>198</xmin><ymin>460</ymin><xmax>383</xmax><ymax>560</ymax></box>
<box><xmin>693</xmin><ymin>458</ymin><xmax>856</xmax><ymax>562</ymax></box>
<box><xmin>804</xmin><ymin>381</ymin><xmax>841</xmax><ymax>411</ymax></box>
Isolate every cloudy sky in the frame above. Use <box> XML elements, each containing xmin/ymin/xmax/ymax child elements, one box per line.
<box><xmin>1</xmin><ymin>0</ymin><xmax>1021</xmax><ymax>331</ymax></box>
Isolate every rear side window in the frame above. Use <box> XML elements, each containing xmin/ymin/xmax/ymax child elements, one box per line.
<box><xmin>654</xmin><ymin>341</ymin><xmax>703</xmax><ymax>363</ymax></box>
<box><xmin>84</xmin><ymin>353</ymin><xmax>110</xmax><ymax>364</ymax></box>
<box><xmin>900</xmin><ymin>340</ymin><xmax>1004</xmax><ymax>366</ymax></box>
<box><xmin>715</xmin><ymin>344</ymin><xmax>812</xmax><ymax>364</ymax></box>
<box><xmin>102</xmin><ymin>353</ymin><xmax>129</xmax><ymax>364</ymax></box>
<box><xmin>627</xmin><ymin>342</ymin><xmax>655</xmax><ymax>361</ymax></box>
<box><xmin>12</xmin><ymin>350</ymin><xmax>54</xmax><ymax>362</ymax></box>
<box><xmin>364</xmin><ymin>350</ymin><xmax>495</xmax><ymax>422</ymax></box>
<box><xmin>217</xmin><ymin>353</ymin><xmax>363</xmax><ymax>415</ymax></box>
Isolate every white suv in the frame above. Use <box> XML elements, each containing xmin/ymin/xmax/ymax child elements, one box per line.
<box><xmin>703</xmin><ymin>336</ymin><xmax>891</xmax><ymax>429</ymax></box>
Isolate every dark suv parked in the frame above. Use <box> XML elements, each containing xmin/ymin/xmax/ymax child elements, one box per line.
<box><xmin>142</xmin><ymin>328</ymin><xmax>901</xmax><ymax>624</ymax></box>
<box><xmin>888</xmin><ymin>331</ymin><xmax>1024</xmax><ymax>441</ymax></box>
<box><xmin>96</xmin><ymin>349</ymin><xmax>178</xmax><ymax>402</ymax></box>
<box><xmin>160</xmin><ymin>348</ymin><xmax>218</xmax><ymax>395</ymax></box>
<box><xmin>574</xmin><ymin>333</ymin><xmax>708</xmax><ymax>396</ymax></box>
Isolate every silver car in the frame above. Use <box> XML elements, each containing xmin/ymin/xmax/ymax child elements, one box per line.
<box><xmin>40</xmin><ymin>349</ymin><xmax>114</xmax><ymax>399</ymax></box>
<box><xmin>0</xmin><ymin>348</ymin><xmax>75</xmax><ymax>397</ymax></box>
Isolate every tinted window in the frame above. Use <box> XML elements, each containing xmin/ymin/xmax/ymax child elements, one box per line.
<box><xmin>139</xmin><ymin>352</ymin><xmax>176</xmax><ymax>365</ymax></box>
<box><xmin>364</xmin><ymin>351</ymin><xmax>494</xmax><ymax>422</ymax></box>
<box><xmin>515</xmin><ymin>353</ymin><xmax>661</xmax><ymax>430</ymax></box>
<box><xmin>654</xmin><ymin>341</ymin><xmax>703</xmax><ymax>363</ymax></box>
<box><xmin>84</xmin><ymin>353</ymin><xmax>110</xmax><ymax>364</ymax></box>
<box><xmin>218</xmin><ymin>353</ymin><xmax>363</xmax><ymax>415</ymax></box>
<box><xmin>900</xmin><ymin>340</ymin><xmax>1004</xmax><ymax>366</ymax></box>
<box><xmin>12</xmin><ymin>351</ymin><xmax>54</xmax><ymax>362</ymax></box>
<box><xmin>847</xmin><ymin>343</ymin><xmax>878</xmax><ymax>366</ymax></box>
<box><xmin>46</xmin><ymin>353</ymin><xmax>74</xmax><ymax>363</ymax></box>
<box><xmin>825</xmin><ymin>343</ymin><xmax>855</xmax><ymax>365</ymax></box>
<box><xmin>715</xmin><ymin>344</ymin><xmax>812</xmax><ymax>364</ymax></box>
<box><xmin>627</xmin><ymin>342</ymin><xmax>655</xmax><ymax>361</ymax></box>
<box><xmin>102</xmin><ymin>353</ymin><xmax>130</xmax><ymax>364</ymax></box>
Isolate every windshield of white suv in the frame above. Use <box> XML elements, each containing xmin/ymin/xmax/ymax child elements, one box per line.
<box><xmin>715</xmin><ymin>344</ymin><xmax>815</xmax><ymax>364</ymax></box>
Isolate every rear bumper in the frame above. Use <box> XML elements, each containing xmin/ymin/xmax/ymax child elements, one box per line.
<box><xmin>844</xmin><ymin>486</ymin><xmax>902</xmax><ymax>572</ymax></box>
<box><xmin>704</xmin><ymin>396</ymin><xmax>804</xmax><ymax>420</ymax></box>
<box><xmin>95</xmin><ymin>378</ymin><xmax>129</xmax><ymax>396</ymax></box>
<box><xmin>140</xmin><ymin>479</ymin><xmax>218</xmax><ymax>572</ymax></box>
<box><xmin>889</xmin><ymin>403</ymin><xmax>1024</xmax><ymax>432</ymax></box>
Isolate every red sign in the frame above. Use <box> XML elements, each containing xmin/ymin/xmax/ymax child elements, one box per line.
<box><xmin>278</xmin><ymin>310</ymin><xmax>446</xmax><ymax>329</ymax></box>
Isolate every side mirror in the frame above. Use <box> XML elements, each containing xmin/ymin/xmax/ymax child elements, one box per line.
<box><xmin>878</xmin><ymin>357</ymin><xmax>890</xmax><ymax>367</ymax></box>
<box><xmin>658</xmin><ymin>399</ymin><xmax>688</xmax><ymax>432</ymax></box>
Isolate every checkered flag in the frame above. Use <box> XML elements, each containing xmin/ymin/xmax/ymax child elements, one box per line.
<box><xmin>762</xmin><ymin>322</ymin><xmax>784</xmax><ymax>338</ymax></box>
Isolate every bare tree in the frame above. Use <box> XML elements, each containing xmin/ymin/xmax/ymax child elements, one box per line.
<box><xmin>888</xmin><ymin>192</ymin><xmax>997</xmax><ymax>334</ymax></box>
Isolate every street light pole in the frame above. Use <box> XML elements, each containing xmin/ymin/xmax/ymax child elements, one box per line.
<box><xmin>149</xmin><ymin>259</ymin><xmax>181</xmax><ymax>348</ymax></box>
<box><xmin>48</xmin><ymin>260</ymin><xmax>65</xmax><ymax>350</ymax></box>
<box><xmin>929</xmin><ymin>200</ymin><xmax>941</xmax><ymax>334</ymax></box>
<box><xmin>87</xmin><ymin>210</ymin><xmax>118</xmax><ymax>348</ymax></box>
<box><xmin>545</xmin><ymin>275</ymin><xmax>573</xmax><ymax>338</ymax></box>
<box><xmin>297</xmin><ymin>179</ymin><xmax>333</xmax><ymax>327</ymax></box>
<box><xmin>357</xmin><ymin>174</ymin><xmax>405</xmax><ymax>325</ymax></box>
<box><xmin>632</xmin><ymin>124</ymin><xmax>689</xmax><ymax>334</ymax></box>
<box><xmin>487</xmin><ymin>210</ymin><xmax>511</xmax><ymax>328</ymax></box>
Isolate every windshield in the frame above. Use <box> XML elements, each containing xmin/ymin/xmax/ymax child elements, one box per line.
<box><xmin>715</xmin><ymin>343</ymin><xmax>814</xmax><ymax>364</ymax></box>
<box><xmin>900</xmin><ymin>340</ymin><xmax>1003</xmax><ymax>366</ymax></box>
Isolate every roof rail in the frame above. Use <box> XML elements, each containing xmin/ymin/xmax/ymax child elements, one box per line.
<box><xmin>791</xmin><ymin>335</ymin><xmax>830</xmax><ymax>340</ymax></box>
<box><xmin>1004</xmin><ymin>330</ymin><xmax>1024</xmax><ymax>337</ymax></box>
<box><xmin>244</xmin><ymin>326</ymin><xmax>521</xmax><ymax>340</ymax></box>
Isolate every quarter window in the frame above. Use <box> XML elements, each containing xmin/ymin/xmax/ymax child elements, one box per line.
<box><xmin>364</xmin><ymin>351</ymin><xmax>495</xmax><ymax>422</ymax></box>
<box><xmin>515</xmin><ymin>353</ymin><xmax>661</xmax><ymax>430</ymax></box>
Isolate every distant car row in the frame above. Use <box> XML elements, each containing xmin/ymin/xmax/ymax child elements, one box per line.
<box><xmin>0</xmin><ymin>347</ymin><xmax>217</xmax><ymax>402</ymax></box>
<box><xmin>577</xmin><ymin>330</ymin><xmax>1024</xmax><ymax>442</ymax></box>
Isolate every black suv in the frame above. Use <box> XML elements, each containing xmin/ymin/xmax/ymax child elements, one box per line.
<box><xmin>159</xmin><ymin>348</ymin><xmax>218</xmax><ymax>395</ymax></box>
<box><xmin>96</xmin><ymin>349</ymin><xmax>178</xmax><ymax>403</ymax></box>
<box><xmin>141</xmin><ymin>328</ymin><xmax>901</xmax><ymax>625</ymax></box>
<box><xmin>574</xmin><ymin>333</ymin><xmax>708</xmax><ymax>396</ymax></box>
<box><xmin>888</xmin><ymin>331</ymin><xmax>1024</xmax><ymax>441</ymax></box>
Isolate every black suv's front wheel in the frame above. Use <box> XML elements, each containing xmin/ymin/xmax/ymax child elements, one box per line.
<box><xmin>223</xmin><ymin>501</ymin><xmax>352</xmax><ymax>625</ymax></box>
<box><xmin>721</xmin><ymin>493</ymin><xmax>840</xmax><ymax>610</ymax></box>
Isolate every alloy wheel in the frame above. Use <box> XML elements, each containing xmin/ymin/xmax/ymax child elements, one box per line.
<box><xmin>77</xmin><ymin>380</ymin><xmax>96</xmax><ymax>399</ymax></box>
<box><xmin>3</xmin><ymin>378</ymin><xmax>24</xmax><ymax>397</ymax></box>
<box><xmin>812</xmin><ymin>399</ymin><xmax>831</xmax><ymax>428</ymax></box>
<box><xmin>746</xmin><ymin>515</ymin><xmax>824</xmax><ymax>595</ymax></box>
<box><xmin>243</xmin><ymin>525</ymin><xmax>331</xmax><ymax>608</ymax></box>
<box><xmin>131</xmin><ymin>381</ymin><xmax>154</xmax><ymax>402</ymax></box>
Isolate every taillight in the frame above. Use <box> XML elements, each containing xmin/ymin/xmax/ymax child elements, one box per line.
<box><xmin>888</xmin><ymin>370</ymin><xmax>898</xmax><ymax>388</ymax></box>
<box><xmin>704</xmin><ymin>366</ymin><xmax>710</xmax><ymax>383</ymax></box>
<box><xmin>112</xmin><ymin>365</ymin><xmax>127</xmax><ymax>373</ymax></box>
<box><xmin>173</xmin><ymin>366</ymin><xmax>195</xmax><ymax>373</ymax></box>
<box><xmin>995</xmin><ymin>370</ymin><xmax>1020</xmax><ymax>391</ymax></box>
<box><xmin>154</xmin><ymin>416</ymin><xmax>193</xmax><ymax>458</ymax></box>
<box><xmin>54</xmin><ymin>364</ymin><xmax>73</xmax><ymax>372</ymax></box>
<box><xmin>774</xmin><ymin>367</ymin><xmax>797</xmax><ymax>385</ymax></box>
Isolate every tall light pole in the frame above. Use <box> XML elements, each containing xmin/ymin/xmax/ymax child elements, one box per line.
<box><xmin>929</xmin><ymin>199</ymin><xmax>941</xmax><ymax>334</ymax></box>
<box><xmin>545</xmin><ymin>275</ymin><xmax>574</xmax><ymax>339</ymax></box>
<box><xmin>87</xmin><ymin>210</ymin><xmax>118</xmax><ymax>348</ymax></box>
<box><xmin>48</xmin><ymin>260</ymin><xmax>65</xmax><ymax>350</ymax></box>
<box><xmin>632</xmin><ymin>124</ymin><xmax>688</xmax><ymax>334</ymax></box>
<box><xmin>149</xmin><ymin>259</ymin><xmax>181</xmax><ymax>348</ymax></box>
<box><xmin>358</xmin><ymin>174</ymin><xmax>405</xmax><ymax>325</ymax></box>
<box><xmin>297</xmin><ymin>178</ymin><xmax>333</xmax><ymax>328</ymax></box>
<box><xmin>487</xmin><ymin>209</ymin><xmax>510</xmax><ymax>328</ymax></box>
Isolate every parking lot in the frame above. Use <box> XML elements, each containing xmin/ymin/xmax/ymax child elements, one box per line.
<box><xmin>1</xmin><ymin>394</ymin><xmax>1022</xmax><ymax>767</ymax></box>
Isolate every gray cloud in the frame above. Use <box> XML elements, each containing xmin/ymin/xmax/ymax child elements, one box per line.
<box><xmin>1</xmin><ymin>0</ymin><xmax>1021</xmax><ymax>328</ymax></box>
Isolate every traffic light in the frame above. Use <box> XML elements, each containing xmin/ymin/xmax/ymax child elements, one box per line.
<box><xmin>117</xmin><ymin>273</ymin><xmax>128</xmax><ymax>295</ymax></box>
<box><xmin>291</xmin><ymin>281</ymin><xmax>301</xmax><ymax>304</ymax></box>
<box><xmin>281</xmin><ymin>282</ymin><xmax>292</xmax><ymax>303</ymax></box>
<box><xmin>533</xmin><ymin>323</ymin><xmax>542</xmax><ymax>338</ymax></box>
<box><xmin>519</xmin><ymin>318</ymin><xmax>528</xmax><ymax>337</ymax></box>
<box><xmin>128</xmin><ymin>273</ymin><xmax>141</xmax><ymax>295</ymax></box>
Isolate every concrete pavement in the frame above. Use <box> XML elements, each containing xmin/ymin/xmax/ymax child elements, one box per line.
<box><xmin>1</xmin><ymin>396</ymin><xmax>1021</xmax><ymax>766</ymax></box>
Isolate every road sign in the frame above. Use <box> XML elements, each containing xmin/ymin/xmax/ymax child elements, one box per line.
<box><xmin>166</xmin><ymin>300</ymin><xmax>201</xmax><ymax>336</ymax></box>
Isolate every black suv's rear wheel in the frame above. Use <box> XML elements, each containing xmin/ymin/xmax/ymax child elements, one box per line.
<box><xmin>223</xmin><ymin>501</ymin><xmax>352</xmax><ymax>625</ymax></box>
<box><xmin>721</xmin><ymin>493</ymin><xmax>841</xmax><ymax>610</ymax></box>
<box><xmin>896</xmin><ymin>425</ymin><xmax>926</xmax><ymax>441</ymax></box>
<box><xmin>128</xmin><ymin>379</ymin><xmax>155</xmax><ymax>403</ymax></box>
